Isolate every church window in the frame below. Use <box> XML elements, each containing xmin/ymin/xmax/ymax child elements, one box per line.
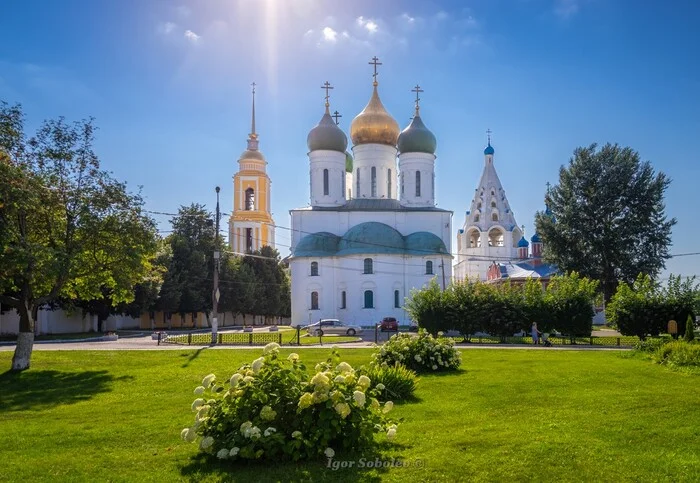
<box><xmin>426</xmin><ymin>261</ymin><xmax>433</xmax><ymax>275</ymax></box>
<box><xmin>364</xmin><ymin>290</ymin><xmax>374</xmax><ymax>309</ymax></box>
<box><xmin>310</xmin><ymin>261</ymin><xmax>319</xmax><ymax>276</ymax></box>
<box><xmin>323</xmin><ymin>169</ymin><xmax>329</xmax><ymax>196</ymax></box>
<box><xmin>491</xmin><ymin>201</ymin><xmax>496</xmax><ymax>208</ymax></box>
<box><xmin>474</xmin><ymin>214</ymin><xmax>480</xmax><ymax>222</ymax></box>
<box><xmin>245</xmin><ymin>188</ymin><xmax>255</xmax><ymax>211</ymax></box>
<box><xmin>311</xmin><ymin>291</ymin><xmax>319</xmax><ymax>310</ymax></box>
<box><xmin>491</xmin><ymin>189</ymin><xmax>495</xmax><ymax>196</ymax></box>
<box><xmin>356</xmin><ymin>168</ymin><xmax>360</xmax><ymax>197</ymax></box>
<box><xmin>477</xmin><ymin>202</ymin><xmax>482</xmax><ymax>209</ymax></box>
<box><xmin>492</xmin><ymin>213</ymin><xmax>498</xmax><ymax>221</ymax></box>
<box><xmin>341</xmin><ymin>291</ymin><xmax>347</xmax><ymax>309</ymax></box>
<box><xmin>416</xmin><ymin>171</ymin><xmax>421</xmax><ymax>197</ymax></box>
<box><xmin>342</xmin><ymin>172</ymin><xmax>346</xmax><ymax>199</ymax></box>
<box><xmin>488</xmin><ymin>228</ymin><xmax>504</xmax><ymax>247</ymax></box>
<box><xmin>246</xmin><ymin>228</ymin><xmax>253</xmax><ymax>252</ymax></box>
<box><xmin>469</xmin><ymin>230</ymin><xmax>480</xmax><ymax>248</ymax></box>
<box><xmin>371</xmin><ymin>167</ymin><xmax>377</xmax><ymax>197</ymax></box>
<box><xmin>387</xmin><ymin>169</ymin><xmax>392</xmax><ymax>197</ymax></box>
<box><xmin>401</xmin><ymin>173</ymin><xmax>404</xmax><ymax>195</ymax></box>
<box><xmin>394</xmin><ymin>290</ymin><xmax>400</xmax><ymax>308</ymax></box>
<box><xmin>363</xmin><ymin>258</ymin><xmax>373</xmax><ymax>274</ymax></box>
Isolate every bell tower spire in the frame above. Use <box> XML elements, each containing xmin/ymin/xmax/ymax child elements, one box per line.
<box><xmin>247</xmin><ymin>82</ymin><xmax>259</xmax><ymax>151</ymax></box>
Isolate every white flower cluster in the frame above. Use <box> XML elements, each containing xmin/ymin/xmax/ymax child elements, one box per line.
<box><xmin>375</xmin><ymin>330</ymin><xmax>461</xmax><ymax>372</ymax></box>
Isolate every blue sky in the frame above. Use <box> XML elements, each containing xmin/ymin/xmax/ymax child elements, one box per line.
<box><xmin>1</xmin><ymin>0</ymin><xmax>699</xmax><ymax>278</ymax></box>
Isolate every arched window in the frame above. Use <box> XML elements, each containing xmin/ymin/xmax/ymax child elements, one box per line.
<box><xmin>364</xmin><ymin>290</ymin><xmax>374</xmax><ymax>309</ymax></box>
<box><xmin>394</xmin><ymin>289</ymin><xmax>400</xmax><ymax>308</ymax></box>
<box><xmin>310</xmin><ymin>261</ymin><xmax>318</xmax><ymax>276</ymax></box>
<box><xmin>246</xmin><ymin>228</ymin><xmax>253</xmax><ymax>252</ymax></box>
<box><xmin>341</xmin><ymin>291</ymin><xmax>347</xmax><ymax>309</ymax></box>
<box><xmin>371</xmin><ymin>167</ymin><xmax>377</xmax><ymax>197</ymax></box>
<box><xmin>415</xmin><ymin>171</ymin><xmax>421</xmax><ymax>197</ymax></box>
<box><xmin>491</xmin><ymin>201</ymin><xmax>496</xmax><ymax>208</ymax></box>
<box><xmin>488</xmin><ymin>228</ymin><xmax>504</xmax><ymax>247</ymax></box>
<box><xmin>468</xmin><ymin>230</ymin><xmax>481</xmax><ymax>248</ymax></box>
<box><xmin>426</xmin><ymin>261</ymin><xmax>433</xmax><ymax>275</ymax></box>
<box><xmin>245</xmin><ymin>188</ymin><xmax>255</xmax><ymax>210</ymax></box>
<box><xmin>342</xmin><ymin>172</ymin><xmax>346</xmax><ymax>199</ymax></box>
<box><xmin>401</xmin><ymin>173</ymin><xmax>404</xmax><ymax>195</ymax></box>
<box><xmin>363</xmin><ymin>258</ymin><xmax>373</xmax><ymax>274</ymax></box>
<box><xmin>474</xmin><ymin>214</ymin><xmax>480</xmax><ymax>223</ymax></box>
<box><xmin>323</xmin><ymin>169</ymin><xmax>329</xmax><ymax>196</ymax></box>
<box><xmin>492</xmin><ymin>213</ymin><xmax>498</xmax><ymax>222</ymax></box>
<box><xmin>356</xmin><ymin>168</ymin><xmax>360</xmax><ymax>197</ymax></box>
<box><xmin>387</xmin><ymin>169</ymin><xmax>392</xmax><ymax>198</ymax></box>
<box><xmin>311</xmin><ymin>291</ymin><xmax>319</xmax><ymax>310</ymax></box>
<box><xmin>477</xmin><ymin>202</ymin><xmax>482</xmax><ymax>209</ymax></box>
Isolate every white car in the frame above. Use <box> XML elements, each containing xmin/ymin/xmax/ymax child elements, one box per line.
<box><xmin>306</xmin><ymin>319</ymin><xmax>363</xmax><ymax>336</ymax></box>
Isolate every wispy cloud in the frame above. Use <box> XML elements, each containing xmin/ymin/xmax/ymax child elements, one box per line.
<box><xmin>554</xmin><ymin>0</ymin><xmax>580</xmax><ymax>19</ymax></box>
<box><xmin>157</xmin><ymin>21</ymin><xmax>177</xmax><ymax>35</ymax></box>
<box><xmin>357</xmin><ymin>16</ymin><xmax>378</xmax><ymax>34</ymax></box>
<box><xmin>184</xmin><ymin>29</ymin><xmax>201</xmax><ymax>43</ymax></box>
<box><xmin>322</xmin><ymin>27</ymin><xmax>337</xmax><ymax>42</ymax></box>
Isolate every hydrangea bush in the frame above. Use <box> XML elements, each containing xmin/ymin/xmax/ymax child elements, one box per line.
<box><xmin>374</xmin><ymin>330</ymin><xmax>461</xmax><ymax>373</ymax></box>
<box><xmin>181</xmin><ymin>343</ymin><xmax>398</xmax><ymax>461</ymax></box>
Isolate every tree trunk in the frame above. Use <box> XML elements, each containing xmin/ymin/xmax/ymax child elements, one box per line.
<box><xmin>11</xmin><ymin>302</ymin><xmax>35</xmax><ymax>371</ymax></box>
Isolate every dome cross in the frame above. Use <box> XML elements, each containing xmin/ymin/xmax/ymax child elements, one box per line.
<box><xmin>411</xmin><ymin>84</ymin><xmax>424</xmax><ymax>115</ymax></box>
<box><xmin>369</xmin><ymin>56</ymin><xmax>382</xmax><ymax>85</ymax></box>
<box><xmin>321</xmin><ymin>81</ymin><xmax>333</xmax><ymax>110</ymax></box>
<box><xmin>332</xmin><ymin>110</ymin><xmax>342</xmax><ymax>125</ymax></box>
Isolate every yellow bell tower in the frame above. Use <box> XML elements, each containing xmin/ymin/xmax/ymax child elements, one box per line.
<box><xmin>229</xmin><ymin>83</ymin><xmax>275</xmax><ymax>253</ymax></box>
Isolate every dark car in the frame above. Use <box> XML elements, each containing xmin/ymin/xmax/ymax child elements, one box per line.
<box><xmin>380</xmin><ymin>317</ymin><xmax>398</xmax><ymax>331</ymax></box>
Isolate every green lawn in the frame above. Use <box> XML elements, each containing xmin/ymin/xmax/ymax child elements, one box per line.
<box><xmin>1</xmin><ymin>349</ymin><xmax>698</xmax><ymax>482</ymax></box>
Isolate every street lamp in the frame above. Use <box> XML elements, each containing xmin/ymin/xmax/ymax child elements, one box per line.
<box><xmin>212</xmin><ymin>186</ymin><xmax>221</xmax><ymax>344</ymax></box>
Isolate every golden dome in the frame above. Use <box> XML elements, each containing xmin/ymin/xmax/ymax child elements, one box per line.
<box><xmin>350</xmin><ymin>84</ymin><xmax>400</xmax><ymax>146</ymax></box>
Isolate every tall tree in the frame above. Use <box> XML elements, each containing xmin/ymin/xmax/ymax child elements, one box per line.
<box><xmin>535</xmin><ymin>143</ymin><xmax>676</xmax><ymax>302</ymax></box>
<box><xmin>0</xmin><ymin>102</ymin><xmax>157</xmax><ymax>370</ymax></box>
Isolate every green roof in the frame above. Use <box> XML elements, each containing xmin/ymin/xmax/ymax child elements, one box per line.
<box><xmin>293</xmin><ymin>222</ymin><xmax>449</xmax><ymax>258</ymax></box>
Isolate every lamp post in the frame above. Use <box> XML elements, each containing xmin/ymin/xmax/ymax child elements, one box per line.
<box><xmin>212</xmin><ymin>186</ymin><xmax>221</xmax><ymax>344</ymax></box>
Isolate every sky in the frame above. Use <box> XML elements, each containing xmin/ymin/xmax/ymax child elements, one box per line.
<box><xmin>1</xmin><ymin>0</ymin><xmax>699</xmax><ymax>278</ymax></box>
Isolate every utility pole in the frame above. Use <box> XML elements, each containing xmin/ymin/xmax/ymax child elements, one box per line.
<box><xmin>440</xmin><ymin>257</ymin><xmax>446</xmax><ymax>290</ymax></box>
<box><xmin>212</xmin><ymin>186</ymin><xmax>221</xmax><ymax>344</ymax></box>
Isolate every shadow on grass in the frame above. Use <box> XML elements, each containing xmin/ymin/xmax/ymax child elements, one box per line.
<box><xmin>0</xmin><ymin>369</ymin><xmax>134</xmax><ymax>412</ymax></box>
<box><xmin>415</xmin><ymin>368</ymin><xmax>468</xmax><ymax>378</ymax></box>
<box><xmin>180</xmin><ymin>347</ymin><xmax>210</xmax><ymax>368</ymax></box>
<box><xmin>179</xmin><ymin>445</ymin><xmax>416</xmax><ymax>483</ymax></box>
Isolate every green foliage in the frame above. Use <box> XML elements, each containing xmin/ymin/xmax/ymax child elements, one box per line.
<box><xmin>652</xmin><ymin>341</ymin><xmax>700</xmax><ymax>368</ymax></box>
<box><xmin>535</xmin><ymin>143</ymin><xmax>676</xmax><ymax>302</ymax></box>
<box><xmin>404</xmin><ymin>279</ymin><xmax>445</xmax><ymax>336</ymax></box>
<box><xmin>633</xmin><ymin>336</ymin><xmax>670</xmax><ymax>353</ymax></box>
<box><xmin>181</xmin><ymin>345</ymin><xmax>398</xmax><ymax>461</ymax></box>
<box><xmin>545</xmin><ymin>272</ymin><xmax>598</xmax><ymax>337</ymax></box>
<box><xmin>607</xmin><ymin>273</ymin><xmax>698</xmax><ymax>339</ymax></box>
<box><xmin>1</xmin><ymin>102</ymin><xmax>158</xmax><ymax>369</ymax></box>
<box><xmin>374</xmin><ymin>330</ymin><xmax>461</xmax><ymax>373</ymax></box>
<box><xmin>360</xmin><ymin>362</ymin><xmax>418</xmax><ymax>401</ymax></box>
<box><xmin>685</xmin><ymin>314</ymin><xmax>696</xmax><ymax>342</ymax></box>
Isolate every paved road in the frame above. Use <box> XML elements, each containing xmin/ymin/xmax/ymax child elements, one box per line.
<box><xmin>0</xmin><ymin>333</ymin><xmax>630</xmax><ymax>351</ymax></box>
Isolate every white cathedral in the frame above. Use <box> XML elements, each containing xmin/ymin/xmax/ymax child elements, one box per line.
<box><xmin>288</xmin><ymin>64</ymin><xmax>452</xmax><ymax>327</ymax></box>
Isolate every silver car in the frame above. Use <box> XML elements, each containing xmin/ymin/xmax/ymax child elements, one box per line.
<box><xmin>306</xmin><ymin>319</ymin><xmax>363</xmax><ymax>336</ymax></box>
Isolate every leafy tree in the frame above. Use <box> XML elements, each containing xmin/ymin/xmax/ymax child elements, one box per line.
<box><xmin>480</xmin><ymin>283</ymin><xmax>524</xmax><ymax>342</ymax></box>
<box><xmin>535</xmin><ymin>143</ymin><xmax>676</xmax><ymax>302</ymax></box>
<box><xmin>606</xmin><ymin>274</ymin><xmax>664</xmax><ymax>339</ymax></box>
<box><xmin>684</xmin><ymin>314</ymin><xmax>695</xmax><ymax>342</ymax></box>
<box><xmin>241</xmin><ymin>246</ymin><xmax>288</xmax><ymax>325</ymax></box>
<box><xmin>218</xmin><ymin>256</ymin><xmax>257</xmax><ymax>326</ymax></box>
<box><xmin>522</xmin><ymin>278</ymin><xmax>553</xmax><ymax>333</ymax></box>
<box><xmin>0</xmin><ymin>102</ymin><xmax>157</xmax><ymax>371</ymax></box>
<box><xmin>404</xmin><ymin>278</ymin><xmax>446</xmax><ymax>336</ymax></box>
<box><xmin>545</xmin><ymin>272</ymin><xmax>598</xmax><ymax>338</ymax></box>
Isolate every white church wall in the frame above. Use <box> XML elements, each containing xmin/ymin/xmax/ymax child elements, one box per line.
<box><xmin>398</xmin><ymin>152</ymin><xmax>436</xmax><ymax>207</ymax></box>
<box><xmin>351</xmin><ymin>144</ymin><xmax>397</xmax><ymax>199</ymax></box>
<box><xmin>309</xmin><ymin>150</ymin><xmax>346</xmax><ymax>207</ymax></box>
<box><xmin>290</xmin><ymin>253</ymin><xmax>452</xmax><ymax>327</ymax></box>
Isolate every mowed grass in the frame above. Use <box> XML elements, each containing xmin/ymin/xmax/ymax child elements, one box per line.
<box><xmin>0</xmin><ymin>349</ymin><xmax>699</xmax><ymax>482</ymax></box>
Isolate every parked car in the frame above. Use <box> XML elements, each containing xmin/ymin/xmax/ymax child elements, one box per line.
<box><xmin>306</xmin><ymin>319</ymin><xmax>363</xmax><ymax>336</ymax></box>
<box><xmin>379</xmin><ymin>317</ymin><xmax>398</xmax><ymax>331</ymax></box>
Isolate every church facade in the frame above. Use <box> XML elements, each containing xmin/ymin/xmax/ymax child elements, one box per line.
<box><xmin>288</xmin><ymin>63</ymin><xmax>452</xmax><ymax>327</ymax></box>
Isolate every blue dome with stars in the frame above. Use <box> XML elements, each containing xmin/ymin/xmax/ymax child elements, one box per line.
<box><xmin>531</xmin><ymin>233</ymin><xmax>542</xmax><ymax>243</ymax></box>
<box><xmin>517</xmin><ymin>236</ymin><xmax>529</xmax><ymax>248</ymax></box>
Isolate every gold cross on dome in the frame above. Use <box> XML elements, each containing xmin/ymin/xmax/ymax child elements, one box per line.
<box><xmin>320</xmin><ymin>81</ymin><xmax>333</xmax><ymax>107</ymax></box>
<box><xmin>369</xmin><ymin>56</ymin><xmax>382</xmax><ymax>84</ymax></box>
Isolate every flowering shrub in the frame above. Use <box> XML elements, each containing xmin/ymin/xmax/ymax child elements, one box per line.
<box><xmin>181</xmin><ymin>343</ymin><xmax>398</xmax><ymax>461</ymax></box>
<box><xmin>361</xmin><ymin>362</ymin><xmax>418</xmax><ymax>401</ymax></box>
<box><xmin>374</xmin><ymin>330</ymin><xmax>461</xmax><ymax>373</ymax></box>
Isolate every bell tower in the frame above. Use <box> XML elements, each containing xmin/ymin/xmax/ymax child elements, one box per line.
<box><xmin>229</xmin><ymin>83</ymin><xmax>275</xmax><ymax>253</ymax></box>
